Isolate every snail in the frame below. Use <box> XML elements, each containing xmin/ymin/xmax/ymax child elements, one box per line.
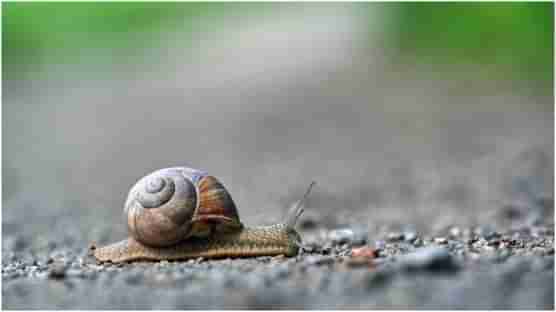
<box><xmin>92</xmin><ymin>167</ymin><xmax>314</xmax><ymax>263</ymax></box>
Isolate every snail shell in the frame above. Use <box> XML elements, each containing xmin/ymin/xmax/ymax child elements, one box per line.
<box><xmin>124</xmin><ymin>167</ymin><xmax>242</xmax><ymax>247</ymax></box>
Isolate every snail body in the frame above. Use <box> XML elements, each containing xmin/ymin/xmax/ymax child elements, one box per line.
<box><xmin>93</xmin><ymin>167</ymin><xmax>311</xmax><ymax>263</ymax></box>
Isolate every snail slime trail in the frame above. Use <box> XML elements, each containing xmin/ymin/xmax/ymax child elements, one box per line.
<box><xmin>91</xmin><ymin>167</ymin><xmax>315</xmax><ymax>263</ymax></box>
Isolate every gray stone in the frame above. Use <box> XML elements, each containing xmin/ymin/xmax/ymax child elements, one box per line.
<box><xmin>404</xmin><ymin>231</ymin><xmax>417</xmax><ymax>243</ymax></box>
<box><xmin>434</xmin><ymin>237</ymin><xmax>448</xmax><ymax>244</ymax></box>
<box><xmin>398</xmin><ymin>246</ymin><xmax>459</xmax><ymax>272</ymax></box>
<box><xmin>328</xmin><ymin>227</ymin><xmax>368</xmax><ymax>246</ymax></box>
<box><xmin>387</xmin><ymin>232</ymin><xmax>404</xmax><ymax>242</ymax></box>
<box><xmin>47</xmin><ymin>261</ymin><xmax>67</xmax><ymax>279</ymax></box>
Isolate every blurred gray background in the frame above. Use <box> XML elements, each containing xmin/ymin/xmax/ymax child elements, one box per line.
<box><xmin>3</xmin><ymin>3</ymin><xmax>553</xmax><ymax>249</ymax></box>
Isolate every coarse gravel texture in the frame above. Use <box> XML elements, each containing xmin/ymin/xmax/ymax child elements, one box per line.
<box><xmin>2</xmin><ymin>218</ymin><xmax>554</xmax><ymax>309</ymax></box>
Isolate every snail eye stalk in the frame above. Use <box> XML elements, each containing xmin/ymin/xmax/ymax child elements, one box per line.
<box><xmin>285</xmin><ymin>181</ymin><xmax>316</xmax><ymax>230</ymax></box>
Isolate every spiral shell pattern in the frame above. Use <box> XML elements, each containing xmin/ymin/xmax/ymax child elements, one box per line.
<box><xmin>125</xmin><ymin>167</ymin><xmax>199</xmax><ymax>247</ymax></box>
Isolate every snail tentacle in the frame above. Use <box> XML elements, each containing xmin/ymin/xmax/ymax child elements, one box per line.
<box><xmin>284</xmin><ymin>181</ymin><xmax>315</xmax><ymax>230</ymax></box>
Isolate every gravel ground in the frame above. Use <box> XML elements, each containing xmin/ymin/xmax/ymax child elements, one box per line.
<box><xmin>3</xmin><ymin>216</ymin><xmax>553</xmax><ymax>309</ymax></box>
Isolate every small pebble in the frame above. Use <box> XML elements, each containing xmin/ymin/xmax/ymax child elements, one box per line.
<box><xmin>329</xmin><ymin>228</ymin><xmax>355</xmax><ymax>245</ymax></box>
<box><xmin>474</xmin><ymin>226</ymin><xmax>497</xmax><ymax>239</ymax></box>
<box><xmin>346</xmin><ymin>246</ymin><xmax>376</xmax><ymax>268</ymax></box>
<box><xmin>398</xmin><ymin>246</ymin><xmax>458</xmax><ymax>272</ymax></box>
<box><xmin>412</xmin><ymin>238</ymin><xmax>423</xmax><ymax>247</ymax></box>
<box><xmin>487</xmin><ymin>239</ymin><xmax>501</xmax><ymax>247</ymax></box>
<box><xmin>403</xmin><ymin>231</ymin><xmax>417</xmax><ymax>243</ymax></box>
<box><xmin>48</xmin><ymin>261</ymin><xmax>67</xmax><ymax>279</ymax></box>
<box><xmin>328</xmin><ymin>227</ymin><xmax>368</xmax><ymax>246</ymax></box>
<box><xmin>305</xmin><ymin>255</ymin><xmax>335</xmax><ymax>266</ymax></box>
<box><xmin>351</xmin><ymin>246</ymin><xmax>376</xmax><ymax>258</ymax></box>
<box><xmin>374</xmin><ymin>240</ymin><xmax>386</xmax><ymax>251</ymax></box>
<box><xmin>321</xmin><ymin>245</ymin><xmax>332</xmax><ymax>255</ymax></box>
<box><xmin>257</xmin><ymin>256</ymin><xmax>272</xmax><ymax>263</ymax></box>
<box><xmin>434</xmin><ymin>237</ymin><xmax>448</xmax><ymax>244</ymax></box>
<box><xmin>485</xmin><ymin>231</ymin><xmax>501</xmax><ymax>241</ymax></box>
<box><xmin>387</xmin><ymin>232</ymin><xmax>404</xmax><ymax>242</ymax></box>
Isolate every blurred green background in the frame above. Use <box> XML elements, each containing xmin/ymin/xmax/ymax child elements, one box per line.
<box><xmin>3</xmin><ymin>2</ymin><xmax>553</xmax><ymax>90</ymax></box>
